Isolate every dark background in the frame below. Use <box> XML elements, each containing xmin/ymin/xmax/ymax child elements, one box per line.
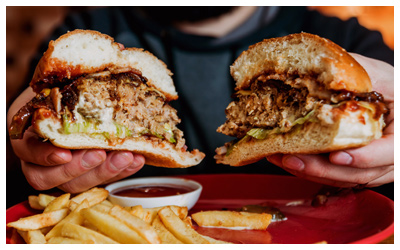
<box><xmin>6</xmin><ymin>6</ymin><xmax>394</xmax><ymax>208</ymax></box>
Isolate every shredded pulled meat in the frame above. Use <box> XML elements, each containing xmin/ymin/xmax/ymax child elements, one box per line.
<box><xmin>76</xmin><ymin>71</ymin><xmax>185</xmax><ymax>149</ymax></box>
<box><xmin>218</xmin><ymin>75</ymin><xmax>388</xmax><ymax>139</ymax></box>
<box><xmin>218</xmin><ymin>79</ymin><xmax>321</xmax><ymax>138</ymax></box>
<box><xmin>10</xmin><ymin>71</ymin><xmax>186</xmax><ymax>150</ymax></box>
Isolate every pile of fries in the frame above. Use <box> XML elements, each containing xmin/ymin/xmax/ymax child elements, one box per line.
<box><xmin>7</xmin><ymin>187</ymin><xmax>273</xmax><ymax>244</ymax></box>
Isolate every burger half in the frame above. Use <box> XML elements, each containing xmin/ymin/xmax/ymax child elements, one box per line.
<box><xmin>215</xmin><ymin>33</ymin><xmax>388</xmax><ymax>166</ymax></box>
<box><xmin>9</xmin><ymin>29</ymin><xmax>204</xmax><ymax>168</ymax></box>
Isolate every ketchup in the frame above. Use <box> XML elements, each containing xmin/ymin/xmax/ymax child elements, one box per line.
<box><xmin>112</xmin><ymin>184</ymin><xmax>194</xmax><ymax>198</ymax></box>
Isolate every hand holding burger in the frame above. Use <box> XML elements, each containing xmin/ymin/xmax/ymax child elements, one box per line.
<box><xmin>215</xmin><ymin>33</ymin><xmax>393</xmax><ymax>188</ymax></box>
<box><xmin>7</xmin><ymin>30</ymin><xmax>204</xmax><ymax>193</ymax></box>
<box><xmin>268</xmin><ymin>53</ymin><xmax>394</xmax><ymax>188</ymax></box>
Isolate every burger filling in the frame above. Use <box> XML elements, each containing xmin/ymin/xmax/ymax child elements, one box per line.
<box><xmin>217</xmin><ymin>74</ymin><xmax>388</xmax><ymax>152</ymax></box>
<box><xmin>10</xmin><ymin>70</ymin><xmax>186</xmax><ymax>150</ymax></box>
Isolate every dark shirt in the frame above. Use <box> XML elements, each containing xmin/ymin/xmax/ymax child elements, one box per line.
<box><xmin>28</xmin><ymin>6</ymin><xmax>393</xmax><ymax>195</ymax></box>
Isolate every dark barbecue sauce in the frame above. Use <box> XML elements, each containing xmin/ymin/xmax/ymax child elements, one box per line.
<box><xmin>112</xmin><ymin>184</ymin><xmax>194</xmax><ymax>198</ymax></box>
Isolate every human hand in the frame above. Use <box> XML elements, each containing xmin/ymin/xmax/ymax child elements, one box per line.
<box><xmin>7</xmin><ymin>88</ymin><xmax>145</xmax><ymax>193</ymax></box>
<box><xmin>267</xmin><ymin>53</ymin><xmax>394</xmax><ymax>188</ymax></box>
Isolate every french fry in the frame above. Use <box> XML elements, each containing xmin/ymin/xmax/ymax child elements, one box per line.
<box><xmin>81</xmin><ymin>219</ymin><xmax>99</xmax><ymax>232</ymax></box>
<box><xmin>158</xmin><ymin>207</ymin><xmax>209</xmax><ymax>244</ymax></box>
<box><xmin>81</xmin><ymin>208</ymin><xmax>148</xmax><ymax>243</ymax></box>
<box><xmin>151</xmin><ymin>216</ymin><xmax>182</xmax><ymax>244</ymax></box>
<box><xmin>191</xmin><ymin>211</ymin><xmax>272</xmax><ymax>230</ymax></box>
<box><xmin>38</xmin><ymin>194</ymin><xmax>56</xmax><ymax>208</ymax></box>
<box><xmin>183</xmin><ymin>216</ymin><xmax>193</xmax><ymax>227</ymax></box>
<box><xmin>7</xmin><ymin>208</ymin><xmax>69</xmax><ymax>231</ymax></box>
<box><xmin>44</xmin><ymin>193</ymin><xmax>70</xmax><ymax>213</ymax></box>
<box><xmin>69</xmin><ymin>187</ymin><xmax>108</xmax><ymax>210</ymax></box>
<box><xmin>92</xmin><ymin>203</ymin><xmax>112</xmax><ymax>213</ymax></box>
<box><xmin>125</xmin><ymin>205</ymin><xmax>145</xmax><ymax>219</ymax></box>
<box><xmin>17</xmin><ymin>229</ymin><xmax>46</xmax><ymax>244</ymax></box>
<box><xmin>47</xmin><ymin>236</ymin><xmax>94</xmax><ymax>244</ymax></box>
<box><xmin>28</xmin><ymin>196</ymin><xmax>45</xmax><ymax>210</ymax></box>
<box><xmin>109</xmin><ymin>205</ymin><xmax>161</xmax><ymax>244</ymax></box>
<box><xmin>40</xmin><ymin>226</ymin><xmax>52</xmax><ymax>235</ymax></box>
<box><xmin>126</xmin><ymin>205</ymin><xmax>188</xmax><ymax>224</ymax></box>
<box><xmin>100</xmin><ymin>199</ymin><xmax>113</xmax><ymax>207</ymax></box>
<box><xmin>45</xmin><ymin>199</ymin><xmax>90</xmax><ymax>239</ymax></box>
<box><xmin>60</xmin><ymin>222</ymin><xmax>117</xmax><ymax>244</ymax></box>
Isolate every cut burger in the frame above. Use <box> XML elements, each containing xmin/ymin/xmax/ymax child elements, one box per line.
<box><xmin>9</xmin><ymin>29</ymin><xmax>204</xmax><ymax>168</ymax></box>
<box><xmin>215</xmin><ymin>33</ymin><xmax>388</xmax><ymax>166</ymax></box>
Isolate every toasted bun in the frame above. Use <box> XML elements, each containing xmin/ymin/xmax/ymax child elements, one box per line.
<box><xmin>32</xmin><ymin>109</ymin><xmax>204</xmax><ymax>168</ymax></box>
<box><xmin>31</xmin><ymin>29</ymin><xmax>178</xmax><ymax>101</ymax></box>
<box><xmin>231</xmin><ymin>32</ymin><xmax>371</xmax><ymax>93</ymax></box>
<box><xmin>215</xmin><ymin>109</ymin><xmax>384</xmax><ymax>166</ymax></box>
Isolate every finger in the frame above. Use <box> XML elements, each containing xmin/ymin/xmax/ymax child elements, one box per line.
<box><xmin>21</xmin><ymin>149</ymin><xmax>106</xmax><ymax>190</ymax></box>
<box><xmin>11</xmin><ymin>129</ymin><xmax>72</xmax><ymax>166</ymax></box>
<box><xmin>349</xmin><ymin>53</ymin><xmax>394</xmax><ymax>101</ymax></box>
<box><xmin>282</xmin><ymin>166</ymin><xmax>357</xmax><ymax>188</ymax></box>
<box><xmin>267</xmin><ymin>154</ymin><xmax>355</xmax><ymax>187</ymax></box>
<box><xmin>329</xmin><ymin>134</ymin><xmax>394</xmax><ymax>168</ymax></box>
<box><xmin>266</xmin><ymin>154</ymin><xmax>284</xmax><ymax>167</ymax></box>
<box><xmin>366</xmin><ymin>168</ymin><xmax>394</xmax><ymax>187</ymax></box>
<box><xmin>58</xmin><ymin>151</ymin><xmax>136</xmax><ymax>193</ymax></box>
<box><xmin>101</xmin><ymin>154</ymin><xmax>145</xmax><ymax>185</ymax></box>
<box><xmin>281</xmin><ymin>154</ymin><xmax>392</xmax><ymax>186</ymax></box>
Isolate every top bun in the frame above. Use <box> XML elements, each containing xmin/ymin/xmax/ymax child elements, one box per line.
<box><xmin>30</xmin><ymin>29</ymin><xmax>178</xmax><ymax>100</ymax></box>
<box><xmin>231</xmin><ymin>32</ymin><xmax>371</xmax><ymax>93</ymax></box>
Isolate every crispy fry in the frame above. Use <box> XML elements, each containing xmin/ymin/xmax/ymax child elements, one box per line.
<box><xmin>158</xmin><ymin>207</ymin><xmax>209</xmax><ymax>244</ymax></box>
<box><xmin>7</xmin><ymin>208</ymin><xmax>69</xmax><ymax>231</ymax></box>
<box><xmin>100</xmin><ymin>199</ymin><xmax>113</xmax><ymax>207</ymax></box>
<box><xmin>28</xmin><ymin>196</ymin><xmax>45</xmax><ymax>210</ymax></box>
<box><xmin>109</xmin><ymin>205</ymin><xmax>161</xmax><ymax>243</ymax></box>
<box><xmin>151</xmin><ymin>216</ymin><xmax>182</xmax><ymax>244</ymax></box>
<box><xmin>44</xmin><ymin>193</ymin><xmax>70</xmax><ymax>213</ymax></box>
<box><xmin>82</xmin><ymin>219</ymin><xmax>99</xmax><ymax>232</ymax></box>
<box><xmin>45</xmin><ymin>199</ymin><xmax>90</xmax><ymax>239</ymax></box>
<box><xmin>17</xmin><ymin>230</ymin><xmax>46</xmax><ymax>244</ymax></box>
<box><xmin>191</xmin><ymin>211</ymin><xmax>272</xmax><ymax>230</ymax></box>
<box><xmin>38</xmin><ymin>194</ymin><xmax>56</xmax><ymax>208</ymax></box>
<box><xmin>92</xmin><ymin>203</ymin><xmax>112</xmax><ymax>213</ymax></box>
<box><xmin>40</xmin><ymin>226</ymin><xmax>52</xmax><ymax>235</ymax></box>
<box><xmin>125</xmin><ymin>205</ymin><xmax>188</xmax><ymax>224</ymax></box>
<box><xmin>60</xmin><ymin>222</ymin><xmax>117</xmax><ymax>244</ymax></box>
<box><xmin>183</xmin><ymin>216</ymin><xmax>193</xmax><ymax>227</ymax></box>
<box><xmin>126</xmin><ymin>205</ymin><xmax>145</xmax><ymax>219</ymax></box>
<box><xmin>69</xmin><ymin>187</ymin><xmax>108</xmax><ymax>210</ymax></box>
<box><xmin>81</xmin><ymin>208</ymin><xmax>148</xmax><ymax>243</ymax></box>
<box><xmin>47</xmin><ymin>236</ymin><xmax>94</xmax><ymax>244</ymax></box>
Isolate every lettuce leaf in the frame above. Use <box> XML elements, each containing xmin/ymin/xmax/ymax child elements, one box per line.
<box><xmin>226</xmin><ymin>109</ymin><xmax>318</xmax><ymax>155</ymax></box>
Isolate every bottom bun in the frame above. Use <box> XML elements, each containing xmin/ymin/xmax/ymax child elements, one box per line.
<box><xmin>33</xmin><ymin>115</ymin><xmax>205</xmax><ymax>168</ymax></box>
<box><xmin>215</xmin><ymin>110</ymin><xmax>384</xmax><ymax>167</ymax></box>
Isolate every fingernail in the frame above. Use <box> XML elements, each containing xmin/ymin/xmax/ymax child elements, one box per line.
<box><xmin>47</xmin><ymin>152</ymin><xmax>67</xmax><ymax>165</ymax></box>
<box><xmin>110</xmin><ymin>152</ymin><xmax>133</xmax><ymax>170</ymax></box>
<box><xmin>282</xmin><ymin>156</ymin><xmax>305</xmax><ymax>171</ymax></box>
<box><xmin>126</xmin><ymin>155</ymin><xmax>144</xmax><ymax>170</ymax></box>
<box><xmin>82</xmin><ymin>150</ymin><xmax>105</xmax><ymax>168</ymax></box>
<box><xmin>333</xmin><ymin>151</ymin><xmax>353</xmax><ymax>165</ymax></box>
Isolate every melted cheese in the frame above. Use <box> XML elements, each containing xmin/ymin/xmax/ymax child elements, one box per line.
<box><xmin>333</xmin><ymin>105</ymin><xmax>384</xmax><ymax>146</ymax></box>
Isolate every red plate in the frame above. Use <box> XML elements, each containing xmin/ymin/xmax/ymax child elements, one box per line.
<box><xmin>6</xmin><ymin>174</ymin><xmax>393</xmax><ymax>244</ymax></box>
